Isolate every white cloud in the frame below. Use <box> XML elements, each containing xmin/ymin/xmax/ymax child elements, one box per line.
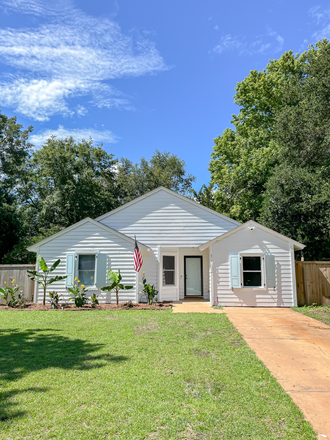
<box><xmin>309</xmin><ymin>5</ymin><xmax>330</xmax><ymax>25</ymax></box>
<box><xmin>213</xmin><ymin>35</ymin><xmax>245</xmax><ymax>54</ymax></box>
<box><xmin>76</xmin><ymin>105</ymin><xmax>87</xmax><ymax>117</ymax></box>
<box><xmin>0</xmin><ymin>78</ymin><xmax>78</xmax><ymax>121</ymax></box>
<box><xmin>29</xmin><ymin>125</ymin><xmax>117</xmax><ymax>147</ymax></box>
<box><xmin>309</xmin><ymin>6</ymin><xmax>330</xmax><ymax>40</ymax></box>
<box><xmin>212</xmin><ymin>28</ymin><xmax>284</xmax><ymax>56</ymax></box>
<box><xmin>0</xmin><ymin>0</ymin><xmax>167</xmax><ymax>120</ymax></box>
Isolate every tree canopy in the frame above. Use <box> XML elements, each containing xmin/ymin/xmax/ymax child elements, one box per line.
<box><xmin>209</xmin><ymin>39</ymin><xmax>330</xmax><ymax>259</ymax></box>
<box><xmin>0</xmin><ymin>112</ymin><xmax>33</xmax><ymax>261</ymax></box>
<box><xmin>0</xmin><ymin>132</ymin><xmax>195</xmax><ymax>263</ymax></box>
<box><xmin>116</xmin><ymin>150</ymin><xmax>195</xmax><ymax>203</ymax></box>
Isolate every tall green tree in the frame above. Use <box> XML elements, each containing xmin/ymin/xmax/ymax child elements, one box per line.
<box><xmin>0</xmin><ymin>112</ymin><xmax>33</xmax><ymax>261</ymax></box>
<box><xmin>23</xmin><ymin>137</ymin><xmax>120</xmax><ymax>228</ymax></box>
<box><xmin>274</xmin><ymin>40</ymin><xmax>330</xmax><ymax>167</ymax></box>
<box><xmin>259</xmin><ymin>166</ymin><xmax>330</xmax><ymax>260</ymax></box>
<box><xmin>209</xmin><ymin>49</ymin><xmax>307</xmax><ymax>221</ymax></box>
<box><xmin>209</xmin><ymin>39</ymin><xmax>330</xmax><ymax>259</ymax></box>
<box><xmin>191</xmin><ymin>183</ymin><xmax>215</xmax><ymax>210</ymax></box>
<box><xmin>117</xmin><ymin>150</ymin><xmax>195</xmax><ymax>202</ymax></box>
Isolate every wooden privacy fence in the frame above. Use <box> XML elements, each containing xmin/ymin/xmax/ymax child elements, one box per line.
<box><xmin>0</xmin><ymin>264</ymin><xmax>35</xmax><ymax>303</ymax></box>
<box><xmin>295</xmin><ymin>261</ymin><xmax>330</xmax><ymax>306</ymax></box>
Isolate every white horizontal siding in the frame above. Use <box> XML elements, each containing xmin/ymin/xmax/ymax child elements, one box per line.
<box><xmin>35</xmin><ymin>221</ymin><xmax>137</xmax><ymax>304</ymax></box>
<box><xmin>136</xmin><ymin>248</ymin><xmax>159</xmax><ymax>302</ymax></box>
<box><xmin>99</xmin><ymin>191</ymin><xmax>237</xmax><ymax>248</ymax></box>
<box><xmin>212</xmin><ymin>227</ymin><xmax>295</xmax><ymax>307</ymax></box>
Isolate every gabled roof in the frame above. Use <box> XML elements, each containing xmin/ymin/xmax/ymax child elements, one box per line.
<box><xmin>27</xmin><ymin>217</ymin><xmax>151</xmax><ymax>253</ymax></box>
<box><xmin>96</xmin><ymin>186</ymin><xmax>241</xmax><ymax>226</ymax></box>
<box><xmin>199</xmin><ymin>220</ymin><xmax>305</xmax><ymax>251</ymax></box>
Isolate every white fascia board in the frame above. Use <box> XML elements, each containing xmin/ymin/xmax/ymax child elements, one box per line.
<box><xmin>27</xmin><ymin>217</ymin><xmax>151</xmax><ymax>253</ymax></box>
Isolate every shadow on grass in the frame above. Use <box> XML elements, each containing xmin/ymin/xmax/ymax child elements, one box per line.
<box><xmin>0</xmin><ymin>328</ymin><xmax>129</xmax><ymax>382</ymax></box>
<box><xmin>0</xmin><ymin>328</ymin><xmax>129</xmax><ymax>420</ymax></box>
<box><xmin>0</xmin><ymin>387</ymin><xmax>48</xmax><ymax>422</ymax></box>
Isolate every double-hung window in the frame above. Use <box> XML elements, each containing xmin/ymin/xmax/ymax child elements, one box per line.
<box><xmin>78</xmin><ymin>254</ymin><xmax>96</xmax><ymax>286</ymax></box>
<box><xmin>163</xmin><ymin>256</ymin><xmax>175</xmax><ymax>286</ymax></box>
<box><xmin>242</xmin><ymin>256</ymin><xmax>262</xmax><ymax>287</ymax></box>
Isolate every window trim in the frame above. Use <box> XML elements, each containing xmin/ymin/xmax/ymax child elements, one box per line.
<box><xmin>76</xmin><ymin>251</ymin><xmax>99</xmax><ymax>288</ymax></box>
<box><xmin>162</xmin><ymin>254</ymin><xmax>176</xmax><ymax>287</ymax></box>
<box><xmin>240</xmin><ymin>253</ymin><xmax>265</xmax><ymax>289</ymax></box>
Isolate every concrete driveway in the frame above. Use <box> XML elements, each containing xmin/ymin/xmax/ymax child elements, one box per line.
<box><xmin>225</xmin><ymin>308</ymin><xmax>330</xmax><ymax>440</ymax></box>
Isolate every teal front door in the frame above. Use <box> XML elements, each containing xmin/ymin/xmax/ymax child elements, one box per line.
<box><xmin>184</xmin><ymin>256</ymin><xmax>203</xmax><ymax>297</ymax></box>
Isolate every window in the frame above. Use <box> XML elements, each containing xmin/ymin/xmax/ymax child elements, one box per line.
<box><xmin>242</xmin><ymin>256</ymin><xmax>262</xmax><ymax>287</ymax></box>
<box><xmin>78</xmin><ymin>254</ymin><xmax>96</xmax><ymax>286</ymax></box>
<box><xmin>163</xmin><ymin>256</ymin><xmax>175</xmax><ymax>286</ymax></box>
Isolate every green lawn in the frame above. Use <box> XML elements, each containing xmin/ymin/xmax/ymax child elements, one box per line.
<box><xmin>0</xmin><ymin>310</ymin><xmax>315</xmax><ymax>439</ymax></box>
<box><xmin>292</xmin><ymin>305</ymin><xmax>330</xmax><ymax>326</ymax></box>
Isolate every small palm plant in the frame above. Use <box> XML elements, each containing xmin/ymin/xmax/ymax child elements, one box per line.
<box><xmin>27</xmin><ymin>255</ymin><xmax>67</xmax><ymax>306</ymax></box>
<box><xmin>101</xmin><ymin>270</ymin><xmax>133</xmax><ymax>305</ymax></box>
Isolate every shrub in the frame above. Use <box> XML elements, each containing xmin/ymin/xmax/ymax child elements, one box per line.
<box><xmin>140</xmin><ymin>272</ymin><xmax>158</xmax><ymax>305</ymax></box>
<box><xmin>90</xmin><ymin>293</ymin><xmax>99</xmax><ymax>308</ymax></box>
<box><xmin>68</xmin><ymin>279</ymin><xmax>89</xmax><ymax>307</ymax></box>
<box><xmin>17</xmin><ymin>292</ymin><xmax>26</xmax><ymax>309</ymax></box>
<box><xmin>49</xmin><ymin>291</ymin><xmax>61</xmax><ymax>309</ymax></box>
<box><xmin>0</xmin><ymin>279</ymin><xmax>22</xmax><ymax>307</ymax></box>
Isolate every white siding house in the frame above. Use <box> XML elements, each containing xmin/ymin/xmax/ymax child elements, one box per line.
<box><xmin>28</xmin><ymin>187</ymin><xmax>304</xmax><ymax>307</ymax></box>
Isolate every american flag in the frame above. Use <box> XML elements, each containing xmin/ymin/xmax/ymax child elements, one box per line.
<box><xmin>134</xmin><ymin>237</ymin><xmax>143</xmax><ymax>272</ymax></box>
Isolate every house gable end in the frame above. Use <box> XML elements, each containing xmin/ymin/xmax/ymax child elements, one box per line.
<box><xmin>98</xmin><ymin>188</ymin><xmax>240</xmax><ymax>247</ymax></box>
<box><xmin>199</xmin><ymin>220</ymin><xmax>305</xmax><ymax>251</ymax></box>
<box><xmin>27</xmin><ymin>217</ymin><xmax>150</xmax><ymax>253</ymax></box>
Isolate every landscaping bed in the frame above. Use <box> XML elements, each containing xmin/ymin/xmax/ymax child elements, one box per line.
<box><xmin>292</xmin><ymin>305</ymin><xmax>330</xmax><ymax>326</ymax></box>
<box><xmin>0</xmin><ymin>301</ymin><xmax>172</xmax><ymax>311</ymax></box>
<box><xmin>0</xmin><ymin>310</ymin><xmax>316</xmax><ymax>439</ymax></box>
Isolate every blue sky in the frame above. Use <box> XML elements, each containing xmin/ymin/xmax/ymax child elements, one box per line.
<box><xmin>0</xmin><ymin>0</ymin><xmax>329</xmax><ymax>189</ymax></box>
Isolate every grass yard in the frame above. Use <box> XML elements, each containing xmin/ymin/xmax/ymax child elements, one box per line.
<box><xmin>0</xmin><ymin>310</ymin><xmax>315</xmax><ymax>440</ymax></box>
<box><xmin>292</xmin><ymin>305</ymin><xmax>330</xmax><ymax>326</ymax></box>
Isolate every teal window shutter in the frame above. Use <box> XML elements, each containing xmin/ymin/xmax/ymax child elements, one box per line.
<box><xmin>66</xmin><ymin>253</ymin><xmax>75</xmax><ymax>288</ymax></box>
<box><xmin>265</xmin><ymin>254</ymin><xmax>276</xmax><ymax>289</ymax></box>
<box><xmin>95</xmin><ymin>253</ymin><xmax>107</xmax><ymax>288</ymax></box>
<box><xmin>229</xmin><ymin>254</ymin><xmax>241</xmax><ymax>288</ymax></box>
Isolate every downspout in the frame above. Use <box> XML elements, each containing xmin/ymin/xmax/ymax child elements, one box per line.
<box><xmin>210</xmin><ymin>244</ymin><xmax>214</xmax><ymax>306</ymax></box>
<box><xmin>291</xmin><ymin>244</ymin><xmax>298</xmax><ymax>307</ymax></box>
<box><xmin>33</xmin><ymin>248</ymin><xmax>39</xmax><ymax>303</ymax></box>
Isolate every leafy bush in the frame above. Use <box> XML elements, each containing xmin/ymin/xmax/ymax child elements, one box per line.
<box><xmin>90</xmin><ymin>293</ymin><xmax>99</xmax><ymax>308</ymax></box>
<box><xmin>140</xmin><ymin>272</ymin><xmax>158</xmax><ymax>305</ymax></box>
<box><xmin>17</xmin><ymin>292</ymin><xmax>26</xmax><ymax>308</ymax></box>
<box><xmin>0</xmin><ymin>279</ymin><xmax>22</xmax><ymax>307</ymax></box>
<box><xmin>49</xmin><ymin>291</ymin><xmax>61</xmax><ymax>309</ymax></box>
<box><xmin>68</xmin><ymin>279</ymin><xmax>89</xmax><ymax>307</ymax></box>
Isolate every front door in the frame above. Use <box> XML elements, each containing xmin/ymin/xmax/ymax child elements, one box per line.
<box><xmin>184</xmin><ymin>256</ymin><xmax>203</xmax><ymax>297</ymax></box>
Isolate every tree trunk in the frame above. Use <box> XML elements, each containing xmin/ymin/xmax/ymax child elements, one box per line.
<box><xmin>43</xmin><ymin>281</ymin><xmax>46</xmax><ymax>306</ymax></box>
<box><xmin>116</xmin><ymin>287</ymin><xmax>119</xmax><ymax>305</ymax></box>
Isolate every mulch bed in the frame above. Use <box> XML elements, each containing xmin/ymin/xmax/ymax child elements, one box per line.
<box><xmin>0</xmin><ymin>302</ymin><xmax>173</xmax><ymax>311</ymax></box>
